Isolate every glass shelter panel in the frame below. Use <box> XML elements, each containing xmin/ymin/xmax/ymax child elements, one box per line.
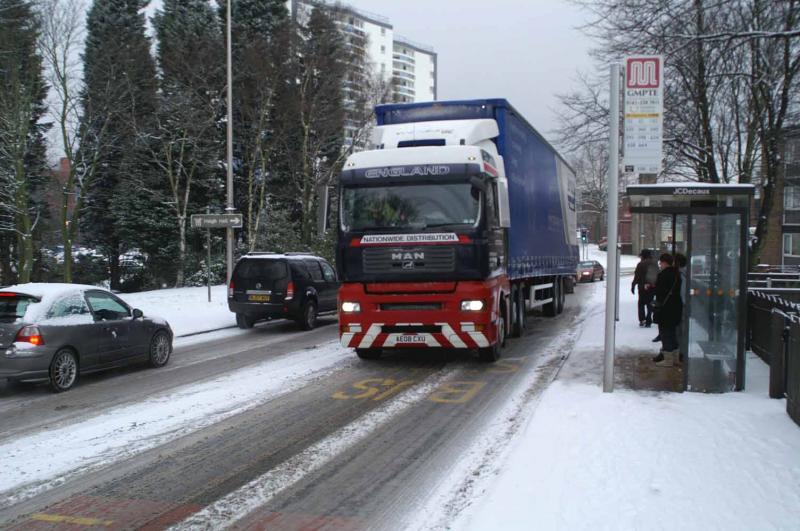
<box><xmin>686</xmin><ymin>213</ymin><xmax>741</xmax><ymax>392</ymax></box>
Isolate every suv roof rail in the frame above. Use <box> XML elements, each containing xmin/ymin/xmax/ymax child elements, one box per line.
<box><xmin>284</xmin><ymin>252</ymin><xmax>314</xmax><ymax>256</ymax></box>
<box><xmin>246</xmin><ymin>251</ymin><xmax>278</xmax><ymax>255</ymax></box>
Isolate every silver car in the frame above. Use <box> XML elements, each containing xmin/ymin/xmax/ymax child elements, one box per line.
<box><xmin>0</xmin><ymin>283</ymin><xmax>173</xmax><ymax>392</ymax></box>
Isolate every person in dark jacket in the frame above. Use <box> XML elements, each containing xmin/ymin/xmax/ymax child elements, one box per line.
<box><xmin>653</xmin><ymin>253</ymin><xmax>682</xmax><ymax>366</ymax></box>
<box><xmin>631</xmin><ymin>249</ymin><xmax>658</xmax><ymax>327</ymax></box>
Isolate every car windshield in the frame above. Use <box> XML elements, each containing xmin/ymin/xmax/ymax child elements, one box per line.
<box><xmin>0</xmin><ymin>294</ymin><xmax>38</xmax><ymax>322</ymax></box>
<box><xmin>341</xmin><ymin>183</ymin><xmax>481</xmax><ymax>231</ymax></box>
<box><xmin>579</xmin><ymin>261</ymin><xmax>595</xmax><ymax>267</ymax></box>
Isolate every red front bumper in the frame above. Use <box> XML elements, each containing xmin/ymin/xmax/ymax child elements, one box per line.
<box><xmin>338</xmin><ymin>279</ymin><xmax>507</xmax><ymax>350</ymax></box>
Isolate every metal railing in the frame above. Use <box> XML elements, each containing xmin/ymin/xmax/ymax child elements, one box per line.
<box><xmin>747</xmin><ymin>290</ymin><xmax>800</xmax><ymax>427</ymax></box>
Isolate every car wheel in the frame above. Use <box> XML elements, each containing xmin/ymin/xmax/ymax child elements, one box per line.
<box><xmin>299</xmin><ymin>300</ymin><xmax>318</xmax><ymax>331</ymax></box>
<box><xmin>236</xmin><ymin>313</ymin><xmax>255</xmax><ymax>329</ymax></box>
<box><xmin>478</xmin><ymin>315</ymin><xmax>504</xmax><ymax>363</ymax></box>
<box><xmin>356</xmin><ymin>348</ymin><xmax>381</xmax><ymax>360</ymax></box>
<box><xmin>49</xmin><ymin>348</ymin><xmax>78</xmax><ymax>393</ymax></box>
<box><xmin>600</xmin><ymin>274</ymin><xmax>605</xmax><ymax>281</ymax></box>
<box><xmin>149</xmin><ymin>330</ymin><xmax>171</xmax><ymax>368</ymax></box>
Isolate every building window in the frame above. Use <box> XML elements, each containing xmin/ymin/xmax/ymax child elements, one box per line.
<box><xmin>784</xmin><ymin>233</ymin><xmax>800</xmax><ymax>258</ymax></box>
<box><xmin>381</xmin><ymin>63</ymin><xmax>385</xmax><ymax>72</ymax></box>
<box><xmin>381</xmin><ymin>45</ymin><xmax>386</xmax><ymax>54</ymax></box>
<box><xmin>785</xmin><ymin>185</ymin><xmax>800</xmax><ymax>225</ymax></box>
<box><xmin>381</xmin><ymin>27</ymin><xmax>386</xmax><ymax>36</ymax></box>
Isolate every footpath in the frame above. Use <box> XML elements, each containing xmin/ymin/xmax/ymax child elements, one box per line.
<box><xmin>458</xmin><ymin>275</ymin><xmax>800</xmax><ymax>531</ymax></box>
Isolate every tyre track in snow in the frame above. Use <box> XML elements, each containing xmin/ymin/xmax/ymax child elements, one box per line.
<box><xmin>0</xmin><ymin>318</ymin><xmax>338</xmax><ymax>441</ymax></box>
<box><xmin>2</xmin><ymin>292</ymin><xmax>586</xmax><ymax>530</ymax></box>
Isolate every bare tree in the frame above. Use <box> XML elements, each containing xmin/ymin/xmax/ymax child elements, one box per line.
<box><xmin>37</xmin><ymin>0</ymin><xmax>108</xmax><ymax>283</ymax></box>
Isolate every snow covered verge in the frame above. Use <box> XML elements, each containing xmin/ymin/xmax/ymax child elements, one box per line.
<box><xmin>120</xmin><ymin>284</ymin><xmax>234</xmax><ymax>337</ymax></box>
<box><xmin>0</xmin><ymin>342</ymin><xmax>351</xmax><ymax>508</ymax></box>
<box><xmin>430</xmin><ymin>279</ymin><xmax>800</xmax><ymax>530</ymax></box>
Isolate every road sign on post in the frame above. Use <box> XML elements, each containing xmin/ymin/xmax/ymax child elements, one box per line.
<box><xmin>190</xmin><ymin>214</ymin><xmax>243</xmax><ymax>229</ymax></box>
<box><xmin>623</xmin><ymin>56</ymin><xmax>664</xmax><ymax>175</ymax></box>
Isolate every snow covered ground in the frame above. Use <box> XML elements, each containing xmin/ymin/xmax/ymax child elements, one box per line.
<box><xmin>120</xmin><ymin>284</ymin><xmax>234</xmax><ymax>337</ymax></box>
<box><xmin>446</xmin><ymin>278</ymin><xmax>800</xmax><ymax>530</ymax></box>
<box><xmin>0</xmin><ymin>342</ymin><xmax>351</xmax><ymax>507</ymax></box>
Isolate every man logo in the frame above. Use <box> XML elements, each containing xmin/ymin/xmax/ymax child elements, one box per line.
<box><xmin>392</xmin><ymin>251</ymin><xmax>425</xmax><ymax>261</ymax></box>
<box><xmin>626</xmin><ymin>57</ymin><xmax>660</xmax><ymax>89</ymax></box>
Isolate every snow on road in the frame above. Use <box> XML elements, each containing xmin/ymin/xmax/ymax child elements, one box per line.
<box><xmin>121</xmin><ymin>284</ymin><xmax>234</xmax><ymax>337</ymax></box>
<box><xmin>447</xmin><ymin>280</ymin><xmax>800</xmax><ymax>530</ymax></box>
<box><xmin>0</xmin><ymin>341</ymin><xmax>351</xmax><ymax>508</ymax></box>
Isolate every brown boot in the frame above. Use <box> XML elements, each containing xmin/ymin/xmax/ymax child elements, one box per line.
<box><xmin>655</xmin><ymin>350</ymin><xmax>676</xmax><ymax>367</ymax></box>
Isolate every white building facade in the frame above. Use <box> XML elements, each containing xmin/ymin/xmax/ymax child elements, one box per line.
<box><xmin>287</xmin><ymin>0</ymin><xmax>437</xmax><ymax>104</ymax></box>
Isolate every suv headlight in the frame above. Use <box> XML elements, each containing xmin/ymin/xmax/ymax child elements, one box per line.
<box><xmin>461</xmin><ymin>300</ymin><xmax>485</xmax><ymax>311</ymax></box>
<box><xmin>341</xmin><ymin>301</ymin><xmax>361</xmax><ymax>313</ymax></box>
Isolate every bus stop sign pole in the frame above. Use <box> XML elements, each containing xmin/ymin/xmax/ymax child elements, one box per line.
<box><xmin>604</xmin><ymin>62</ymin><xmax>621</xmax><ymax>393</ymax></box>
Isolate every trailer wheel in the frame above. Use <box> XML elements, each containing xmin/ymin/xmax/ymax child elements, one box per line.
<box><xmin>556</xmin><ymin>277</ymin><xmax>565</xmax><ymax>314</ymax></box>
<box><xmin>510</xmin><ymin>285</ymin><xmax>523</xmax><ymax>338</ymax></box>
<box><xmin>544</xmin><ymin>279</ymin><xmax>558</xmax><ymax>317</ymax></box>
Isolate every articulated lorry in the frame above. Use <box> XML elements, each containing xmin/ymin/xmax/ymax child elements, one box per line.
<box><xmin>336</xmin><ymin>99</ymin><xmax>578</xmax><ymax>361</ymax></box>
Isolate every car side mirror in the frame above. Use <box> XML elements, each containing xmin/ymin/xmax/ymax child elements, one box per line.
<box><xmin>132</xmin><ymin>308</ymin><xmax>143</xmax><ymax>319</ymax></box>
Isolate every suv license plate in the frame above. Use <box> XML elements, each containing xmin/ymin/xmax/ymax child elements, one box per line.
<box><xmin>248</xmin><ymin>294</ymin><xmax>270</xmax><ymax>302</ymax></box>
<box><xmin>397</xmin><ymin>334</ymin><xmax>426</xmax><ymax>344</ymax></box>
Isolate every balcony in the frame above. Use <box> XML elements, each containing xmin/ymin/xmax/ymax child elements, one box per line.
<box><xmin>393</xmin><ymin>53</ymin><xmax>415</xmax><ymax>67</ymax></box>
<box><xmin>393</xmin><ymin>70</ymin><xmax>415</xmax><ymax>82</ymax></box>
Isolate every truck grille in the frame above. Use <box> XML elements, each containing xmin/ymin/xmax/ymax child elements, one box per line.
<box><xmin>362</xmin><ymin>247</ymin><xmax>456</xmax><ymax>274</ymax></box>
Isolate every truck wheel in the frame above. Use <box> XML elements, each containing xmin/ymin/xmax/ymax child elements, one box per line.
<box><xmin>564</xmin><ymin>276</ymin><xmax>575</xmax><ymax>294</ymax></box>
<box><xmin>544</xmin><ymin>279</ymin><xmax>558</xmax><ymax>317</ymax></box>
<box><xmin>479</xmin><ymin>316</ymin><xmax>503</xmax><ymax>363</ymax></box>
<box><xmin>356</xmin><ymin>348</ymin><xmax>381</xmax><ymax>360</ymax></box>
<box><xmin>556</xmin><ymin>278</ymin><xmax>565</xmax><ymax>315</ymax></box>
<box><xmin>510</xmin><ymin>285</ymin><xmax>522</xmax><ymax>338</ymax></box>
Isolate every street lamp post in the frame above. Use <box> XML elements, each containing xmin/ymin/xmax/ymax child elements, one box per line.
<box><xmin>225</xmin><ymin>0</ymin><xmax>235</xmax><ymax>284</ymax></box>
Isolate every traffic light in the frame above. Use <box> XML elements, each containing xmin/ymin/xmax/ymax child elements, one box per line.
<box><xmin>580</xmin><ymin>228</ymin><xmax>588</xmax><ymax>243</ymax></box>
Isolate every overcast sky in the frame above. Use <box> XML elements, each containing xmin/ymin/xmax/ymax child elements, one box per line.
<box><xmin>340</xmin><ymin>0</ymin><xmax>597</xmax><ymax>142</ymax></box>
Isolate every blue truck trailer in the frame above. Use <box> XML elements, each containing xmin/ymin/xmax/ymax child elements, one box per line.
<box><xmin>337</xmin><ymin>99</ymin><xmax>579</xmax><ymax>361</ymax></box>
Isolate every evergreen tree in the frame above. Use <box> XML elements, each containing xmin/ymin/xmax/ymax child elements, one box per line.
<box><xmin>221</xmin><ymin>0</ymin><xmax>290</xmax><ymax>250</ymax></box>
<box><xmin>0</xmin><ymin>0</ymin><xmax>50</xmax><ymax>284</ymax></box>
<box><xmin>151</xmin><ymin>0</ymin><xmax>224</xmax><ymax>286</ymax></box>
<box><xmin>79</xmin><ymin>0</ymin><xmax>157</xmax><ymax>290</ymax></box>
<box><xmin>290</xmin><ymin>7</ymin><xmax>346</xmax><ymax>244</ymax></box>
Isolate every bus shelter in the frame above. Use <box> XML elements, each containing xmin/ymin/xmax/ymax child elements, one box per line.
<box><xmin>627</xmin><ymin>183</ymin><xmax>754</xmax><ymax>392</ymax></box>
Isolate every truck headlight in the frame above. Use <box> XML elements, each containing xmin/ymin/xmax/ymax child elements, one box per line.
<box><xmin>341</xmin><ymin>302</ymin><xmax>361</xmax><ymax>313</ymax></box>
<box><xmin>461</xmin><ymin>300</ymin><xmax>485</xmax><ymax>311</ymax></box>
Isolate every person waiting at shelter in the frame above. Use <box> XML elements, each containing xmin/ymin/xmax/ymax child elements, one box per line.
<box><xmin>674</xmin><ymin>253</ymin><xmax>688</xmax><ymax>364</ymax></box>
<box><xmin>652</xmin><ymin>253</ymin><xmax>682</xmax><ymax>367</ymax></box>
<box><xmin>631</xmin><ymin>249</ymin><xmax>658</xmax><ymax>327</ymax></box>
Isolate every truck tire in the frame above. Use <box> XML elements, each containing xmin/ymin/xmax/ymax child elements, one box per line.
<box><xmin>479</xmin><ymin>315</ymin><xmax>504</xmax><ymax>362</ymax></box>
<box><xmin>544</xmin><ymin>279</ymin><xmax>558</xmax><ymax>317</ymax></box>
<box><xmin>556</xmin><ymin>278</ymin><xmax>565</xmax><ymax>314</ymax></box>
<box><xmin>356</xmin><ymin>348</ymin><xmax>382</xmax><ymax>360</ymax></box>
<box><xmin>510</xmin><ymin>285</ymin><xmax>523</xmax><ymax>338</ymax></box>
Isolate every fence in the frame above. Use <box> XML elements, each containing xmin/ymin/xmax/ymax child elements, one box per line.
<box><xmin>747</xmin><ymin>290</ymin><xmax>800</xmax><ymax>427</ymax></box>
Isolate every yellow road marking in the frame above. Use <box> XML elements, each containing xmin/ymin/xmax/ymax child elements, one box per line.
<box><xmin>32</xmin><ymin>513</ymin><xmax>114</xmax><ymax>526</ymax></box>
<box><xmin>429</xmin><ymin>381</ymin><xmax>486</xmax><ymax>404</ymax></box>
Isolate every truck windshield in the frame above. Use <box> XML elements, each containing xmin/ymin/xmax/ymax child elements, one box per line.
<box><xmin>341</xmin><ymin>183</ymin><xmax>481</xmax><ymax>231</ymax></box>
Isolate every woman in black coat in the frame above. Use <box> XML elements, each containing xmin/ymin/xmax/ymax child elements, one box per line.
<box><xmin>653</xmin><ymin>253</ymin><xmax>682</xmax><ymax>366</ymax></box>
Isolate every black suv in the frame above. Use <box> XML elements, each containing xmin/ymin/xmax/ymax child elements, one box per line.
<box><xmin>228</xmin><ymin>253</ymin><xmax>340</xmax><ymax>330</ymax></box>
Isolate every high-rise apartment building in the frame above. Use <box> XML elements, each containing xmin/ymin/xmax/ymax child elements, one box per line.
<box><xmin>287</xmin><ymin>0</ymin><xmax>437</xmax><ymax>104</ymax></box>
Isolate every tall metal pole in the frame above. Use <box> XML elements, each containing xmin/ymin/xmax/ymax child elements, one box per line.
<box><xmin>603</xmin><ymin>63</ymin><xmax>621</xmax><ymax>393</ymax></box>
<box><xmin>225</xmin><ymin>0</ymin><xmax>234</xmax><ymax>284</ymax></box>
